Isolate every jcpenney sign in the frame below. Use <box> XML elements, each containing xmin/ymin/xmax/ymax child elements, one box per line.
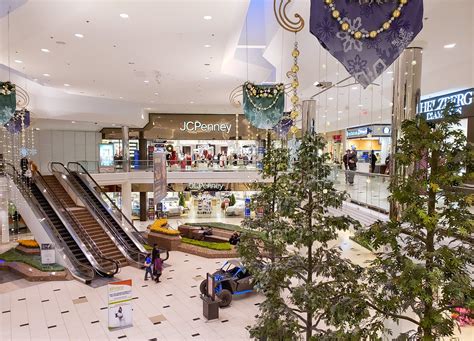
<box><xmin>180</xmin><ymin>120</ymin><xmax>232</xmax><ymax>134</ymax></box>
<box><xmin>418</xmin><ymin>88</ymin><xmax>474</xmax><ymax>121</ymax></box>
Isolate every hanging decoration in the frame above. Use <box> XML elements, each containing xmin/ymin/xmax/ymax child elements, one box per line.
<box><xmin>273</xmin><ymin>115</ymin><xmax>293</xmax><ymax>138</ymax></box>
<box><xmin>243</xmin><ymin>82</ymin><xmax>285</xmax><ymax>130</ymax></box>
<box><xmin>288</xmin><ymin>42</ymin><xmax>301</xmax><ymax>135</ymax></box>
<box><xmin>0</xmin><ymin>81</ymin><xmax>16</xmax><ymax>124</ymax></box>
<box><xmin>5</xmin><ymin>109</ymin><xmax>30</xmax><ymax>134</ymax></box>
<box><xmin>310</xmin><ymin>0</ymin><xmax>423</xmax><ymax>88</ymax></box>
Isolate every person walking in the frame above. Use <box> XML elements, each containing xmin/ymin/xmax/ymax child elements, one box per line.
<box><xmin>153</xmin><ymin>256</ymin><xmax>163</xmax><ymax>283</ymax></box>
<box><xmin>347</xmin><ymin>150</ymin><xmax>358</xmax><ymax>185</ymax></box>
<box><xmin>369</xmin><ymin>150</ymin><xmax>377</xmax><ymax>173</ymax></box>
<box><xmin>144</xmin><ymin>253</ymin><xmax>153</xmax><ymax>281</ymax></box>
<box><xmin>342</xmin><ymin>149</ymin><xmax>350</xmax><ymax>183</ymax></box>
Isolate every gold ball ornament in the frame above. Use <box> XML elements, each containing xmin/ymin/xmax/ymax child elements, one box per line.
<box><xmin>341</xmin><ymin>22</ymin><xmax>350</xmax><ymax>31</ymax></box>
<box><xmin>369</xmin><ymin>31</ymin><xmax>378</xmax><ymax>39</ymax></box>
<box><xmin>392</xmin><ymin>9</ymin><xmax>401</xmax><ymax>18</ymax></box>
<box><xmin>291</xmin><ymin>80</ymin><xmax>299</xmax><ymax>88</ymax></box>
<box><xmin>290</xmin><ymin>111</ymin><xmax>299</xmax><ymax>119</ymax></box>
<box><xmin>292</xmin><ymin>49</ymin><xmax>300</xmax><ymax>57</ymax></box>
<box><xmin>332</xmin><ymin>10</ymin><xmax>340</xmax><ymax>19</ymax></box>
<box><xmin>291</xmin><ymin>64</ymin><xmax>299</xmax><ymax>73</ymax></box>
<box><xmin>324</xmin><ymin>0</ymin><xmax>333</xmax><ymax>4</ymax></box>
<box><xmin>290</xmin><ymin>126</ymin><xmax>299</xmax><ymax>134</ymax></box>
<box><xmin>400</xmin><ymin>0</ymin><xmax>408</xmax><ymax>4</ymax></box>
<box><xmin>354</xmin><ymin>31</ymin><xmax>363</xmax><ymax>40</ymax></box>
<box><xmin>382</xmin><ymin>22</ymin><xmax>391</xmax><ymax>30</ymax></box>
<box><xmin>291</xmin><ymin>95</ymin><xmax>299</xmax><ymax>104</ymax></box>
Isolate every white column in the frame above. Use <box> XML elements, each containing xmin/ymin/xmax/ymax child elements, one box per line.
<box><xmin>122</xmin><ymin>126</ymin><xmax>130</xmax><ymax>172</ymax></box>
<box><xmin>121</xmin><ymin>181</ymin><xmax>132</xmax><ymax>222</ymax></box>
<box><xmin>0</xmin><ymin>177</ymin><xmax>9</xmax><ymax>244</ymax></box>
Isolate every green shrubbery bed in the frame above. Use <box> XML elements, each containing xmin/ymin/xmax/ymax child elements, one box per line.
<box><xmin>0</xmin><ymin>248</ymin><xmax>65</xmax><ymax>272</ymax></box>
<box><xmin>181</xmin><ymin>237</ymin><xmax>232</xmax><ymax>251</ymax></box>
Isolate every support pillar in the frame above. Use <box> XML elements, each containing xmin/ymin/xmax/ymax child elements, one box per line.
<box><xmin>139</xmin><ymin>192</ymin><xmax>147</xmax><ymax>222</ymax></box>
<box><xmin>0</xmin><ymin>177</ymin><xmax>9</xmax><ymax>244</ymax></box>
<box><xmin>390</xmin><ymin>47</ymin><xmax>423</xmax><ymax>219</ymax></box>
<box><xmin>302</xmin><ymin>100</ymin><xmax>317</xmax><ymax>135</ymax></box>
<box><xmin>138</xmin><ymin>131</ymin><xmax>148</xmax><ymax>221</ymax></box>
<box><xmin>121</xmin><ymin>181</ymin><xmax>132</xmax><ymax>223</ymax></box>
<box><xmin>122</xmin><ymin>126</ymin><xmax>130</xmax><ymax>172</ymax></box>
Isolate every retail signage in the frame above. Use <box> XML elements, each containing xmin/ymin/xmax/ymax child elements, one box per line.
<box><xmin>180</xmin><ymin>120</ymin><xmax>231</xmax><ymax>134</ymax></box>
<box><xmin>153</xmin><ymin>152</ymin><xmax>167</xmax><ymax>208</ymax></box>
<box><xmin>419</xmin><ymin>88</ymin><xmax>474</xmax><ymax>121</ymax></box>
<box><xmin>108</xmin><ymin>279</ymin><xmax>133</xmax><ymax>330</ymax></box>
<box><xmin>245</xmin><ymin>198</ymin><xmax>251</xmax><ymax>218</ymax></box>
<box><xmin>186</xmin><ymin>183</ymin><xmax>226</xmax><ymax>191</ymax></box>
<box><xmin>40</xmin><ymin>243</ymin><xmax>55</xmax><ymax>265</ymax></box>
<box><xmin>346</xmin><ymin>125</ymin><xmax>391</xmax><ymax>139</ymax></box>
<box><xmin>99</xmin><ymin>143</ymin><xmax>115</xmax><ymax>173</ymax></box>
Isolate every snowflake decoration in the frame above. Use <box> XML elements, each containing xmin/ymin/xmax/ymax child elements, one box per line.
<box><xmin>313</xmin><ymin>17</ymin><xmax>337</xmax><ymax>41</ymax></box>
<box><xmin>391</xmin><ymin>28</ymin><xmax>414</xmax><ymax>49</ymax></box>
<box><xmin>347</xmin><ymin>55</ymin><xmax>368</xmax><ymax>74</ymax></box>
<box><xmin>336</xmin><ymin>17</ymin><xmax>367</xmax><ymax>53</ymax></box>
<box><xmin>0</xmin><ymin>106</ymin><xmax>15</xmax><ymax>125</ymax></box>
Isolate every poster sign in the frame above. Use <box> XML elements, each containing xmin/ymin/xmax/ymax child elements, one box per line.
<box><xmin>99</xmin><ymin>144</ymin><xmax>115</xmax><ymax>173</ymax></box>
<box><xmin>245</xmin><ymin>198</ymin><xmax>251</xmax><ymax>218</ymax></box>
<box><xmin>153</xmin><ymin>152</ymin><xmax>167</xmax><ymax>209</ymax></box>
<box><xmin>108</xmin><ymin>279</ymin><xmax>133</xmax><ymax>330</ymax></box>
<box><xmin>40</xmin><ymin>243</ymin><xmax>55</xmax><ymax>264</ymax></box>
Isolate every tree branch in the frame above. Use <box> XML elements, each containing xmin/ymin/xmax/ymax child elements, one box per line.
<box><xmin>366</xmin><ymin>301</ymin><xmax>420</xmax><ymax>326</ymax></box>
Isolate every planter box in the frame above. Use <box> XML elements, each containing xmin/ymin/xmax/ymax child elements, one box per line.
<box><xmin>147</xmin><ymin>232</ymin><xmax>181</xmax><ymax>251</ymax></box>
<box><xmin>15</xmin><ymin>245</ymin><xmax>40</xmax><ymax>255</ymax></box>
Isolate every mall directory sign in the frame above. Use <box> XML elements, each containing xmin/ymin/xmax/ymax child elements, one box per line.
<box><xmin>99</xmin><ymin>143</ymin><xmax>115</xmax><ymax>173</ymax></box>
<box><xmin>153</xmin><ymin>152</ymin><xmax>167</xmax><ymax>210</ymax></box>
<box><xmin>419</xmin><ymin>88</ymin><xmax>474</xmax><ymax>121</ymax></box>
<box><xmin>108</xmin><ymin>279</ymin><xmax>133</xmax><ymax>330</ymax></box>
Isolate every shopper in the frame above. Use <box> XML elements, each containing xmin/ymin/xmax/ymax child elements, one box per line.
<box><xmin>229</xmin><ymin>232</ymin><xmax>240</xmax><ymax>245</ymax></box>
<box><xmin>347</xmin><ymin>150</ymin><xmax>358</xmax><ymax>185</ymax></box>
<box><xmin>342</xmin><ymin>149</ymin><xmax>350</xmax><ymax>170</ymax></box>
<box><xmin>151</xmin><ymin>244</ymin><xmax>159</xmax><ymax>263</ymax></box>
<box><xmin>153</xmin><ymin>255</ymin><xmax>163</xmax><ymax>283</ymax></box>
<box><xmin>369</xmin><ymin>150</ymin><xmax>377</xmax><ymax>173</ymax></box>
<box><xmin>144</xmin><ymin>253</ymin><xmax>153</xmax><ymax>281</ymax></box>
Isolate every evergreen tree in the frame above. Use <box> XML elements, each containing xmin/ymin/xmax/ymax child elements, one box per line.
<box><xmin>229</xmin><ymin>193</ymin><xmax>236</xmax><ymax>207</ymax></box>
<box><xmin>357</xmin><ymin>104</ymin><xmax>474</xmax><ymax>340</ymax></box>
<box><xmin>239</xmin><ymin>133</ymin><xmax>369</xmax><ymax>340</ymax></box>
<box><xmin>178</xmin><ymin>192</ymin><xmax>186</xmax><ymax>208</ymax></box>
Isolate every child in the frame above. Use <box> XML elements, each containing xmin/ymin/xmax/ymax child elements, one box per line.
<box><xmin>144</xmin><ymin>253</ymin><xmax>153</xmax><ymax>280</ymax></box>
<box><xmin>154</xmin><ymin>256</ymin><xmax>163</xmax><ymax>283</ymax></box>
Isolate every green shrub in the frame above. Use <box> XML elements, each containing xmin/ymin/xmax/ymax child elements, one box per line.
<box><xmin>229</xmin><ymin>194</ymin><xmax>236</xmax><ymax>206</ymax></box>
<box><xmin>0</xmin><ymin>248</ymin><xmax>65</xmax><ymax>272</ymax></box>
<box><xmin>181</xmin><ymin>237</ymin><xmax>232</xmax><ymax>251</ymax></box>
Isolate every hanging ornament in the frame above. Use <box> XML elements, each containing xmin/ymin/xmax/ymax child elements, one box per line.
<box><xmin>310</xmin><ymin>0</ymin><xmax>423</xmax><ymax>88</ymax></box>
<box><xmin>288</xmin><ymin>39</ymin><xmax>301</xmax><ymax>135</ymax></box>
<box><xmin>0</xmin><ymin>81</ymin><xmax>16</xmax><ymax>124</ymax></box>
<box><xmin>242</xmin><ymin>82</ymin><xmax>285</xmax><ymax>130</ymax></box>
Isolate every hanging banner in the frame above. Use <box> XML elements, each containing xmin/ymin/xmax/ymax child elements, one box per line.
<box><xmin>310</xmin><ymin>0</ymin><xmax>424</xmax><ymax>88</ymax></box>
<box><xmin>273</xmin><ymin>116</ymin><xmax>293</xmax><ymax>138</ymax></box>
<box><xmin>5</xmin><ymin>110</ymin><xmax>30</xmax><ymax>134</ymax></box>
<box><xmin>108</xmin><ymin>279</ymin><xmax>133</xmax><ymax>330</ymax></box>
<box><xmin>243</xmin><ymin>82</ymin><xmax>285</xmax><ymax>129</ymax></box>
<box><xmin>0</xmin><ymin>82</ymin><xmax>16</xmax><ymax>125</ymax></box>
<box><xmin>153</xmin><ymin>152</ymin><xmax>167</xmax><ymax>207</ymax></box>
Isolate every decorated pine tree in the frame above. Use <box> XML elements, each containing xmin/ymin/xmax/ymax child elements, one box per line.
<box><xmin>239</xmin><ymin>133</ymin><xmax>369</xmax><ymax>340</ymax></box>
<box><xmin>358</xmin><ymin>104</ymin><xmax>474</xmax><ymax>340</ymax></box>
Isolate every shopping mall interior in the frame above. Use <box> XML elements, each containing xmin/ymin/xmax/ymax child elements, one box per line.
<box><xmin>0</xmin><ymin>0</ymin><xmax>473</xmax><ymax>340</ymax></box>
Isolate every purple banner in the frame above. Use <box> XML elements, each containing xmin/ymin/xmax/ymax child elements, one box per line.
<box><xmin>153</xmin><ymin>152</ymin><xmax>167</xmax><ymax>207</ymax></box>
<box><xmin>310</xmin><ymin>0</ymin><xmax>423</xmax><ymax>88</ymax></box>
<box><xmin>4</xmin><ymin>110</ymin><xmax>30</xmax><ymax>134</ymax></box>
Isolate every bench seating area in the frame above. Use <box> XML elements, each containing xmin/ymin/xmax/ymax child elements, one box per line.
<box><xmin>178</xmin><ymin>224</ymin><xmax>230</xmax><ymax>243</ymax></box>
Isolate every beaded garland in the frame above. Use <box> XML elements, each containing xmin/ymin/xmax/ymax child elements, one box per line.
<box><xmin>324</xmin><ymin>0</ymin><xmax>408</xmax><ymax>40</ymax></box>
<box><xmin>244</xmin><ymin>82</ymin><xmax>285</xmax><ymax>112</ymax></box>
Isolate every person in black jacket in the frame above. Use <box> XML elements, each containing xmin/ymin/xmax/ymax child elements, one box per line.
<box><xmin>347</xmin><ymin>150</ymin><xmax>358</xmax><ymax>185</ymax></box>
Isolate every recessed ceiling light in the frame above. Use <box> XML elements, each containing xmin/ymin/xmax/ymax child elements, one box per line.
<box><xmin>387</xmin><ymin>71</ymin><xmax>393</xmax><ymax>74</ymax></box>
<box><xmin>444</xmin><ymin>43</ymin><xmax>456</xmax><ymax>49</ymax></box>
<box><xmin>74</xmin><ymin>33</ymin><xmax>84</xmax><ymax>38</ymax></box>
<box><xmin>204</xmin><ymin>44</ymin><xmax>211</xmax><ymax>48</ymax></box>
<box><xmin>14</xmin><ymin>59</ymin><xmax>22</xmax><ymax>63</ymax></box>
<box><xmin>322</xmin><ymin>64</ymin><xmax>326</xmax><ymax>69</ymax></box>
<box><xmin>71</xmin><ymin>121</ymin><xmax>76</xmax><ymax>123</ymax></box>
<box><xmin>203</xmin><ymin>15</ymin><xmax>212</xmax><ymax>20</ymax></box>
<box><xmin>43</xmin><ymin>73</ymin><xmax>50</xmax><ymax>77</ymax></box>
<box><xmin>358</xmin><ymin>104</ymin><xmax>363</xmax><ymax>107</ymax></box>
<box><xmin>351</xmin><ymin>86</ymin><xmax>358</xmax><ymax>90</ymax></box>
<box><xmin>154</xmin><ymin>92</ymin><xmax>158</xmax><ymax>95</ymax></box>
<box><xmin>204</xmin><ymin>77</ymin><xmax>209</xmax><ymax>80</ymax></box>
<box><xmin>112</xmin><ymin>124</ymin><xmax>116</xmax><ymax>126</ymax></box>
<box><xmin>328</xmin><ymin>97</ymin><xmax>334</xmax><ymax>100</ymax></box>
<box><xmin>120</xmin><ymin>13</ymin><xmax>129</xmax><ymax>18</ymax></box>
<box><xmin>64</xmin><ymin>83</ymin><xmax>70</xmax><ymax>87</ymax></box>
<box><xmin>190</xmin><ymin>101</ymin><xmax>195</xmax><ymax>104</ymax></box>
<box><xmin>33</xmin><ymin>78</ymin><xmax>38</xmax><ymax>81</ymax></box>
<box><xmin>337</xmin><ymin>117</ymin><xmax>341</xmax><ymax>121</ymax></box>
<box><xmin>145</xmin><ymin>107</ymin><xmax>151</xmax><ymax>110</ymax></box>
<box><xmin>144</xmin><ymin>80</ymin><xmax>149</xmax><ymax>83</ymax></box>
<box><xmin>41</xmin><ymin>48</ymin><xmax>50</xmax><ymax>53</ymax></box>
<box><xmin>338</xmin><ymin>111</ymin><xmax>342</xmax><ymax>114</ymax></box>
<box><xmin>119</xmin><ymin>96</ymin><xmax>123</xmax><ymax>99</ymax></box>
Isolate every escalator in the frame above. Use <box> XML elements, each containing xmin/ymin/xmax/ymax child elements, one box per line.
<box><xmin>3</xmin><ymin>164</ymin><xmax>95</xmax><ymax>282</ymax></box>
<box><xmin>51</xmin><ymin>162</ymin><xmax>147</xmax><ymax>266</ymax></box>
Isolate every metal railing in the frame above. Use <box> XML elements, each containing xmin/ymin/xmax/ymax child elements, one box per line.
<box><xmin>34</xmin><ymin>169</ymin><xmax>120</xmax><ymax>276</ymax></box>
<box><xmin>2</xmin><ymin>163</ymin><xmax>96</xmax><ymax>282</ymax></box>
<box><xmin>52</xmin><ymin>162</ymin><xmax>147</xmax><ymax>267</ymax></box>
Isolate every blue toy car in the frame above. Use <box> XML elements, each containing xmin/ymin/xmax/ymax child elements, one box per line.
<box><xmin>200</xmin><ymin>259</ymin><xmax>254</xmax><ymax>307</ymax></box>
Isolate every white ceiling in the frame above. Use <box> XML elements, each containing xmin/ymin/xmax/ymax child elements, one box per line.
<box><xmin>0</xmin><ymin>0</ymin><xmax>473</xmax><ymax>132</ymax></box>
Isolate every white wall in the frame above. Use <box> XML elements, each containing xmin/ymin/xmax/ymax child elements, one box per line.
<box><xmin>32</xmin><ymin>130</ymin><xmax>101</xmax><ymax>173</ymax></box>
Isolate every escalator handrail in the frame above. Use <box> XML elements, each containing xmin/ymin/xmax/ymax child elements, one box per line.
<box><xmin>51</xmin><ymin>162</ymin><xmax>146</xmax><ymax>266</ymax></box>
<box><xmin>34</xmin><ymin>169</ymin><xmax>120</xmax><ymax>276</ymax></box>
<box><xmin>2</xmin><ymin>163</ymin><xmax>96</xmax><ymax>282</ymax></box>
<box><xmin>67</xmin><ymin>161</ymin><xmax>147</xmax><ymax>244</ymax></box>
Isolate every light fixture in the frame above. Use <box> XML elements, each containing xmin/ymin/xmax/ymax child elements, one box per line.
<box><xmin>41</xmin><ymin>48</ymin><xmax>50</xmax><ymax>53</ymax></box>
<box><xmin>190</xmin><ymin>101</ymin><xmax>194</xmax><ymax>104</ymax></box>
<box><xmin>74</xmin><ymin>33</ymin><xmax>84</xmax><ymax>38</ymax></box>
<box><xmin>119</xmin><ymin>96</ymin><xmax>123</xmax><ymax>99</ymax></box>
<box><xmin>71</xmin><ymin>121</ymin><xmax>76</xmax><ymax>123</ymax></box>
<box><xmin>120</xmin><ymin>13</ymin><xmax>129</xmax><ymax>18</ymax></box>
<box><xmin>43</xmin><ymin>73</ymin><xmax>50</xmax><ymax>77</ymax></box>
<box><xmin>204</xmin><ymin>77</ymin><xmax>209</xmax><ymax>80</ymax></box>
<box><xmin>313</xmin><ymin>81</ymin><xmax>320</xmax><ymax>86</ymax></box>
<box><xmin>444</xmin><ymin>43</ymin><xmax>456</xmax><ymax>49</ymax></box>
<box><xmin>154</xmin><ymin>92</ymin><xmax>158</xmax><ymax>95</ymax></box>
<box><xmin>337</xmin><ymin>117</ymin><xmax>341</xmax><ymax>121</ymax></box>
<box><xmin>328</xmin><ymin>97</ymin><xmax>334</xmax><ymax>100</ymax></box>
<box><xmin>14</xmin><ymin>60</ymin><xmax>22</xmax><ymax>63</ymax></box>
<box><xmin>358</xmin><ymin>104</ymin><xmax>363</xmax><ymax>107</ymax></box>
<box><xmin>338</xmin><ymin>111</ymin><xmax>342</xmax><ymax>114</ymax></box>
<box><xmin>411</xmin><ymin>60</ymin><xmax>417</xmax><ymax>65</ymax></box>
<box><xmin>203</xmin><ymin>15</ymin><xmax>212</xmax><ymax>20</ymax></box>
<box><xmin>387</xmin><ymin>71</ymin><xmax>393</xmax><ymax>74</ymax></box>
<box><xmin>204</xmin><ymin>44</ymin><xmax>211</xmax><ymax>48</ymax></box>
<box><xmin>35</xmin><ymin>128</ymin><xmax>40</xmax><ymax>131</ymax></box>
<box><xmin>64</xmin><ymin>84</ymin><xmax>71</xmax><ymax>87</ymax></box>
<box><xmin>351</xmin><ymin>86</ymin><xmax>358</xmax><ymax>90</ymax></box>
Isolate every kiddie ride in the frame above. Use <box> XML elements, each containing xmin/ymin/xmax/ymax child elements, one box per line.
<box><xmin>200</xmin><ymin>260</ymin><xmax>254</xmax><ymax>308</ymax></box>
